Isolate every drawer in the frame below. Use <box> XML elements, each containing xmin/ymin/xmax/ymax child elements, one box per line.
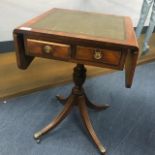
<box><xmin>26</xmin><ymin>39</ymin><xmax>71</xmax><ymax>60</ymax></box>
<box><xmin>76</xmin><ymin>46</ymin><xmax>122</xmax><ymax>66</ymax></box>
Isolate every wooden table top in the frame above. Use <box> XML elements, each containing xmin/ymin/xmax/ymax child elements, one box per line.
<box><xmin>13</xmin><ymin>8</ymin><xmax>139</xmax><ymax>88</ymax></box>
<box><xmin>17</xmin><ymin>8</ymin><xmax>138</xmax><ymax>49</ymax></box>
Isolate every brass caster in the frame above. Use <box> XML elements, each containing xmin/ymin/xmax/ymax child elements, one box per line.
<box><xmin>99</xmin><ymin>145</ymin><xmax>106</xmax><ymax>155</ymax></box>
<box><xmin>34</xmin><ymin>132</ymin><xmax>41</xmax><ymax>144</ymax></box>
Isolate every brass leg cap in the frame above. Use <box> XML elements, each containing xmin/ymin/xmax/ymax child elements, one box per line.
<box><xmin>34</xmin><ymin>132</ymin><xmax>41</xmax><ymax>144</ymax></box>
<box><xmin>34</xmin><ymin>132</ymin><xmax>41</xmax><ymax>139</ymax></box>
<box><xmin>99</xmin><ymin>145</ymin><xmax>106</xmax><ymax>154</ymax></box>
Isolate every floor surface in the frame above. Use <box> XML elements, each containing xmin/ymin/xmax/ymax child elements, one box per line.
<box><xmin>0</xmin><ymin>61</ymin><xmax>155</xmax><ymax>155</ymax></box>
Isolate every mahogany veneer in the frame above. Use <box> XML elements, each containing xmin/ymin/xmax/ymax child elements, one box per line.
<box><xmin>13</xmin><ymin>8</ymin><xmax>139</xmax><ymax>154</ymax></box>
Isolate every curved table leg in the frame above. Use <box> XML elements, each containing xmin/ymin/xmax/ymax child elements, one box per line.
<box><xmin>34</xmin><ymin>95</ymin><xmax>74</xmax><ymax>142</ymax></box>
<box><xmin>78</xmin><ymin>96</ymin><xmax>106</xmax><ymax>155</ymax></box>
<box><xmin>84</xmin><ymin>93</ymin><xmax>109</xmax><ymax>111</ymax></box>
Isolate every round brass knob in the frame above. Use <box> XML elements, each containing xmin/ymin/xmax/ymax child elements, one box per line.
<box><xmin>94</xmin><ymin>50</ymin><xmax>102</xmax><ymax>60</ymax></box>
<box><xmin>43</xmin><ymin>45</ymin><xmax>52</xmax><ymax>54</ymax></box>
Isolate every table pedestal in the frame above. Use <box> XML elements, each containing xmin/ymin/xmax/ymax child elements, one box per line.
<box><xmin>34</xmin><ymin>64</ymin><xmax>110</xmax><ymax>154</ymax></box>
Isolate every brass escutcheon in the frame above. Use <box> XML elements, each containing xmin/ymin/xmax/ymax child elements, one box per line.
<box><xmin>94</xmin><ymin>49</ymin><xmax>102</xmax><ymax>60</ymax></box>
<box><xmin>43</xmin><ymin>45</ymin><xmax>52</xmax><ymax>54</ymax></box>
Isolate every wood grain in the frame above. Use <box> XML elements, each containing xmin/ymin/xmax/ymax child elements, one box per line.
<box><xmin>26</xmin><ymin>39</ymin><xmax>71</xmax><ymax>60</ymax></box>
<box><xmin>0</xmin><ymin>33</ymin><xmax>155</xmax><ymax>100</ymax></box>
<box><xmin>76</xmin><ymin>46</ymin><xmax>122</xmax><ymax>66</ymax></box>
<box><xmin>14</xmin><ymin>8</ymin><xmax>139</xmax><ymax>88</ymax></box>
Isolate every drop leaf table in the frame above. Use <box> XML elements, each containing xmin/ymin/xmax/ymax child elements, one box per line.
<box><xmin>13</xmin><ymin>8</ymin><xmax>139</xmax><ymax>154</ymax></box>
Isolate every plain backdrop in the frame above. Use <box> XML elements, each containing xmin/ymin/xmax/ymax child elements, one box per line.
<box><xmin>0</xmin><ymin>0</ymin><xmax>152</xmax><ymax>42</ymax></box>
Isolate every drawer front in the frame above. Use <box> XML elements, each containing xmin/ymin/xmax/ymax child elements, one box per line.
<box><xmin>76</xmin><ymin>46</ymin><xmax>122</xmax><ymax>66</ymax></box>
<box><xmin>26</xmin><ymin>39</ymin><xmax>71</xmax><ymax>59</ymax></box>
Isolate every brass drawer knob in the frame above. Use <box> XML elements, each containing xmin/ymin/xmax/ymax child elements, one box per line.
<box><xmin>94</xmin><ymin>49</ymin><xmax>102</xmax><ymax>60</ymax></box>
<box><xmin>43</xmin><ymin>45</ymin><xmax>53</xmax><ymax>54</ymax></box>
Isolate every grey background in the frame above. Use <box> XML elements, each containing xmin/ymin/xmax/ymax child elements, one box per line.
<box><xmin>0</xmin><ymin>61</ymin><xmax>155</xmax><ymax>155</ymax></box>
<box><xmin>0</xmin><ymin>0</ymin><xmax>151</xmax><ymax>42</ymax></box>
